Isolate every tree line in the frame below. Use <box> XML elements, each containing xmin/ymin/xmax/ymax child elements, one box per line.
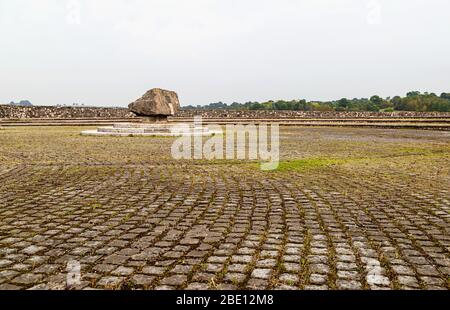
<box><xmin>184</xmin><ymin>91</ymin><xmax>450</xmax><ymax>112</ymax></box>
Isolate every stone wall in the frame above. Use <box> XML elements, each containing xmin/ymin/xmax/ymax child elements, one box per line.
<box><xmin>176</xmin><ymin>110</ymin><xmax>450</xmax><ymax>119</ymax></box>
<box><xmin>1</xmin><ymin>104</ymin><xmax>449</xmax><ymax>119</ymax></box>
<box><xmin>0</xmin><ymin>105</ymin><xmax>135</xmax><ymax>119</ymax></box>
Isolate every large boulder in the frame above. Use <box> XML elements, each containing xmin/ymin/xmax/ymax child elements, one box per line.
<box><xmin>128</xmin><ymin>88</ymin><xmax>180</xmax><ymax>116</ymax></box>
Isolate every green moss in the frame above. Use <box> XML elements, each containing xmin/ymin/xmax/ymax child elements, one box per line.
<box><xmin>398</xmin><ymin>147</ymin><xmax>446</xmax><ymax>156</ymax></box>
<box><xmin>385</xmin><ymin>146</ymin><xmax>450</xmax><ymax>163</ymax></box>
<box><xmin>91</xmin><ymin>203</ymin><xmax>102</xmax><ymax>210</ymax></box>
<box><xmin>275</xmin><ymin>158</ymin><xmax>345</xmax><ymax>172</ymax></box>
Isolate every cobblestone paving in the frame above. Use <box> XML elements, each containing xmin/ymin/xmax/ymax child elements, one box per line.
<box><xmin>0</xmin><ymin>126</ymin><xmax>449</xmax><ymax>290</ymax></box>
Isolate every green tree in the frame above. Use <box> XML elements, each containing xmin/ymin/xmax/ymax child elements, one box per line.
<box><xmin>336</xmin><ymin>98</ymin><xmax>350</xmax><ymax>111</ymax></box>
<box><xmin>391</xmin><ymin>96</ymin><xmax>403</xmax><ymax>110</ymax></box>
<box><xmin>407</xmin><ymin>91</ymin><xmax>421</xmax><ymax>97</ymax></box>
<box><xmin>440</xmin><ymin>93</ymin><xmax>450</xmax><ymax>100</ymax></box>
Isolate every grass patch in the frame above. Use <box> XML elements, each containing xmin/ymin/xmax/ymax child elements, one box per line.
<box><xmin>91</xmin><ymin>203</ymin><xmax>102</xmax><ymax>210</ymax></box>
<box><xmin>398</xmin><ymin>147</ymin><xmax>448</xmax><ymax>156</ymax></box>
<box><xmin>274</xmin><ymin>158</ymin><xmax>345</xmax><ymax>172</ymax></box>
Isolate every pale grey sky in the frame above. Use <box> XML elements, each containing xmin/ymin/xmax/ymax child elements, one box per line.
<box><xmin>1</xmin><ymin>0</ymin><xmax>449</xmax><ymax>107</ymax></box>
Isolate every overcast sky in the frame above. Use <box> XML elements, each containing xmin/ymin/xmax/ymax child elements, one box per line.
<box><xmin>1</xmin><ymin>0</ymin><xmax>449</xmax><ymax>107</ymax></box>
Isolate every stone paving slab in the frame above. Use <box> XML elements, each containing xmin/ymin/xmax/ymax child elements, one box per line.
<box><xmin>0</xmin><ymin>126</ymin><xmax>449</xmax><ymax>290</ymax></box>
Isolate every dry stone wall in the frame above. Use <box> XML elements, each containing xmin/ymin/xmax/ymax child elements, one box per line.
<box><xmin>176</xmin><ymin>110</ymin><xmax>450</xmax><ymax>119</ymax></box>
<box><xmin>0</xmin><ymin>105</ymin><xmax>135</xmax><ymax>119</ymax></box>
<box><xmin>1</xmin><ymin>104</ymin><xmax>449</xmax><ymax>119</ymax></box>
